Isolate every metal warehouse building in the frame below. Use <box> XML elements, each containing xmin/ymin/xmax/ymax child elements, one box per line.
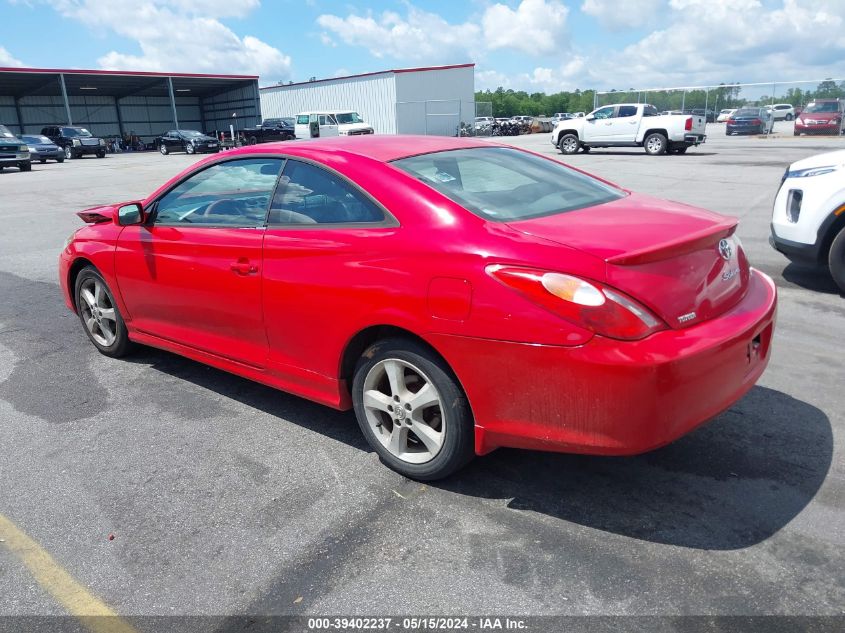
<box><xmin>0</xmin><ymin>67</ymin><xmax>260</xmax><ymax>141</ymax></box>
<box><xmin>260</xmin><ymin>63</ymin><xmax>476</xmax><ymax>136</ymax></box>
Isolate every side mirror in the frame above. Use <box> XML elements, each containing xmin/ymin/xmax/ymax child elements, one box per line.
<box><xmin>117</xmin><ymin>203</ymin><xmax>144</xmax><ymax>226</ymax></box>
<box><xmin>585</xmin><ymin>114</ymin><xmax>595</xmax><ymax>121</ymax></box>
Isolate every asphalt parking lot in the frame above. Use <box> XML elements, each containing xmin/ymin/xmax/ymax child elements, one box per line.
<box><xmin>1</xmin><ymin>124</ymin><xmax>843</xmax><ymax>630</ymax></box>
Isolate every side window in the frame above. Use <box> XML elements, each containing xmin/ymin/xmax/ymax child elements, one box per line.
<box><xmin>296</xmin><ymin>114</ymin><xmax>309</xmax><ymax>125</ymax></box>
<box><xmin>592</xmin><ymin>107</ymin><xmax>614</xmax><ymax>120</ymax></box>
<box><xmin>618</xmin><ymin>106</ymin><xmax>638</xmax><ymax>118</ymax></box>
<box><xmin>643</xmin><ymin>105</ymin><xmax>659</xmax><ymax>117</ymax></box>
<box><xmin>318</xmin><ymin>115</ymin><xmax>329</xmax><ymax>125</ymax></box>
<box><xmin>268</xmin><ymin>160</ymin><xmax>385</xmax><ymax>226</ymax></box>
<box><xmin>154</xmin><ymin>158</ymin><xmax>284</xmax><ymax>227</ymax></box>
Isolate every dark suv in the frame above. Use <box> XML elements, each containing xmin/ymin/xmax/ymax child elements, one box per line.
<box><xmin>41</xmin><ymin>125</ymin><xmax>106</xmax><ymax>159</ymax></box>
<box><xmin>0</xmin><ymin>124</ymin><xmax>31</xmax><ymax>172</ymax></box>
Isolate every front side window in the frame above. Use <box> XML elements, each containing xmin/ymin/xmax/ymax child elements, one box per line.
<box><xmin>155</xmin><ymin>158</ymin><xmax>284</xmax><ymax>227</ymax></box>
<box><xmin>393</xmin><ymin>147</ymin><xmax>625</xmax><ymax>222</ymax></box>
<box><xmin>335</xmin><ymin>112</ymin><xmax>363</xmax><ymax>124</ymax></box>
<box><xmin>592</xmin><ymin>107</ymin><xmax>614</xmax><ymax>120</ymax></box>
<box><xmin>268</xmin><ymin>160</ymin><xmax>385</xmax><ymax>225</ymax></box>
<box><xmin>296</xmin><ymin>114</ymin><xmax>309</xmax><ymax>124</ymax></box>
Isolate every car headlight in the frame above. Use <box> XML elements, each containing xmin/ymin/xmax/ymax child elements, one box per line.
<box><xmin>786</xmin><ymin>165</ymin><xmax>840</xmax><ymax>178</ymax></box>
<box><xmin>99</xmin><ymin>138</ymin><xmax>106</xmax><ymax>146</ymax></box>
<box><xmin>72</xmin><ymin>138</ymin><xmax>81</xmax><ymax>146</ymax></box>
<box><xmin>27</xmin><ymin>146</ymin><xmax>38</xmax><ymax>152</ymax></box>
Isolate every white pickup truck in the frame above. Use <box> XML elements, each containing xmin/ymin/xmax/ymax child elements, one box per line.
<box><xmin>551</xmin><ymin>103</ymin><xmax>707</xmax><ymax>155</ymax></box>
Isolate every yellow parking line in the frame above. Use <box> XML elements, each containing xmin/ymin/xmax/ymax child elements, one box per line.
<box><xmin>0</xmin><ymin>513</ymin><xmax>138</xmax><ymax>633</ymax></box>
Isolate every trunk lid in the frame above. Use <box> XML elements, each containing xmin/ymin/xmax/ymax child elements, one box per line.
<box><xmin>506</xmin><ymin>193</ymin><xmax>750</xmax><ymax>329</ymax></box>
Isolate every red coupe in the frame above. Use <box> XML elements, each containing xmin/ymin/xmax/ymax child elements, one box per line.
<box><xmin>60</xmin><ymin>136</ymin><xmax>776</xmax><ymax>480</ymax></box>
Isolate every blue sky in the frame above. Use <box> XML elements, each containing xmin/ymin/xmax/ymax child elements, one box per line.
<box><xmin>1</xmin><ymin>0</ymin><xmax>843</xmax><ymax>93</ymax></box>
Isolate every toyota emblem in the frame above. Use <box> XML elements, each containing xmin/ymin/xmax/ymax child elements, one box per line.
<box><xmin>718</xmin><ymin>238</ymin><xmax>733</xmax><ymax>260</ymax></box>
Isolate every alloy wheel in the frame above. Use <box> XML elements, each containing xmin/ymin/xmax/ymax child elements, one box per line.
<box><xmin>79</xmin><ymin>277</ymin><xmax>117</xmax><ymax>347</ymax></box>
<box><xmin>361</xmin><ymin>359</ymin><xmax>446</xmax><ymax>464</ymax></box>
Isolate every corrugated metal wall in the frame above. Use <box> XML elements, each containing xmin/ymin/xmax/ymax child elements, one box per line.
<box><xmin>260</xmin><ymin>73</ymin><xmax>397</xmax><ymax>134</ymax></box>
<box><xmin>0</xmin><ymin>96</ymin><xmax>18</xmax><ymax>130</ymax></box>
<box><xmin>201</xmin><ymin>81</ymin><xmax>260</xmax><ymax>137</ymax></box>
<box><xmin>118</xmin><ymin>96</ymin><xmax>201</xmax><ymax>139</ymax></box>
<box><xmin>394</xmin><ymin>66</ymin><xmax>476</xmax><ymax>135</ymax></box>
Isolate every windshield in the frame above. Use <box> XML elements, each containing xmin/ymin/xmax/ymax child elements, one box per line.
<box><xmin>21</xmin><ymin>135</ymin><xmax>51</xmax><ymax>144</ymax></box>
<box><xmin>0</xmin><ymin>124</ymin><xmax>14</xmax><ymax>138</ymax></box>
<box><xmin>804</xmin><ymin>102</ymin><xmax>840</xmax><ymax>113</ymax></box>
<box><xmin>62</xmin><ymin>127</ymin><xmax>92</xmax><ymax>137</ymax></box>
<box><xmin>335</xmin><ymin>112</ymin><xmax>363</xmax><ymax>124</ymax></box>
<box><xmin>178</xmin><ymin>130</ymin><xmax>205</xmax><ymax>137</ymax></box>
<box><xmin>281</xmin><ymin>117</ymin><xmax>295</xmax><ymax>126</ymax></box>
<box><xmin>393</xmin><ymin>147</ymin><xmax>626</xmax><ymax>222</ymax></box>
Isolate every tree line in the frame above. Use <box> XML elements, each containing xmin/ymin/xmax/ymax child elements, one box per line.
<box><xmin>476</xmin><ymin>80</ymin><xmax>845</xmax><ymax>117</ymax></box>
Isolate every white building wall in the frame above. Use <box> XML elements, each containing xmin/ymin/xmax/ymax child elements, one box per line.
<box><xmin>394</xmin><ymin>66</ymin><xmax>475</xmax><ymax>135</ymax></box>
<box><xmin>260</xmin><ymin>73</ymin><xmax>397</xmax><ymax>134</ymax></box>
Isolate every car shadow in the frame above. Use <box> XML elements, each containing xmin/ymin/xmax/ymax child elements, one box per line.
<box><xmin>781</xmin><ymin>262</ymin><xmax>843</xmax><ymax>296</ymax></box>
<box><xmin>0</xmin><ymin>270</ymin><xmax>832</xmax><ymax>553</ymax></box>
<box><xmin>580</xmin><ymin>150</ymin><xmax>719</xmax><ymax>157</ymax></box>
<box><xmin>129</xmin><ymin>344</ymin><xmax>831</xmax><ymax>552</ymax></box>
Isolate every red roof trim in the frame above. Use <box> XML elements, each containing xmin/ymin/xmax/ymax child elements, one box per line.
<box><xmin>0</xmin><ymin>67</ymin><xmax>258</xmax><ymax>80</ymax></box>
<box><xmin>259</xmin><ymin>63</ymin><xmax>475</xmax><ymax>91</ymax></box>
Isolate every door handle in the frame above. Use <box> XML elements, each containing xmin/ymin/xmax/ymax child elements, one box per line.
<box><xmin>230</xmin><ymin>259</ymin><xmax>258</xmax><ymax>275</ymax></box>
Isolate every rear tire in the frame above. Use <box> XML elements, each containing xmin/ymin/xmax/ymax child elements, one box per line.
<box><xmin>74</xmin><ymin>266</ymin><xmax>133</xmax><ymax>358</ymax></box>
<box><xmin>160</xmin><ymin>144</ymin><xmax>169</xmax><ymax>155</ymax></box>
<box><xmin>248</xmin><ymin>136</ymin><xmax>258</xmax><ymax>145</ymax></box>
<box><xmin>40</xmin><ymin>159</ymin><xmax>47</xmax><ymax>164</ymax></box>
<box><xmin>352</xmin><ymin>338</ymin><xmax>474</xmax><ymax>481</ymax></box>
<box><xmin>829</xmin><ymin>228</ymin><xmax>845</xmax><ymax>295</ymax></box>
<box><xmin>644</xmin><ymin>132</ymin><xmax>667</xmax><ymax>155</ymax></box>
<box><xmin>786</xmin><ymin>114</ymin><xmax>793</xmax><ymax>121</ymax></box>
<box><xmin>558</xmin><ymin>133</ymin><xmax>579</xmax><ymax>155</ymax></box>
<box><xmin>56</xmin><ymin>156</ymin><xmax>65</xmax><ymax>163</ymax></box>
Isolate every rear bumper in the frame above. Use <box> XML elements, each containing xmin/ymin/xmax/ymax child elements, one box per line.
<box><xmin>430</xmin><ymin>269</ymin><xmax>777</xmax><ymax>456</ymax></box>
<box><xmin>683</xmin><ymin>134</ymin><xmax>706</xmax><ymax>145</ymax></box>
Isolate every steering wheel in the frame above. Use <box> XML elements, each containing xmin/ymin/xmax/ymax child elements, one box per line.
<box><xmin>203</xmin><ymin>198</ymin><xmax>245</xmax><ymax>217</ymax></box>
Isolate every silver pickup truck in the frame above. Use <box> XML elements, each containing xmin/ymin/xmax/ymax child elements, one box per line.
<box><xmin>551</xmin><ymin>103</ymin><xmax>707</xmax><ymax>155</ymax></box>
<box><xmin>0</xmin><ymin>124</ymin><xmax>31</xmax><ymax>172</ymax></box>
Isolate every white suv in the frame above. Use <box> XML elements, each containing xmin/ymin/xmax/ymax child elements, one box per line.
<box><xmin>770</xmin><ymin>149</ymin><xmax>845</xmax><ymax>292</ymax></box>
<box><xmin>767</xmin><ymin>103</ymin><xmax>795</xmax><ymax>121</ymax></box>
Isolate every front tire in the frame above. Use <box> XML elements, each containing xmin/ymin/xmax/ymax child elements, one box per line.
<box><xmin>558</xmin><ymin>133</ymin><xmax>579</xmax><ymax>155</ymax></box>
<box><xmin>352</xmin><ymin>338</ymin><xmax>474</xmax><ymax>481</ymax></box>
<box><xmin>19</xmin><ymin>161</ymin><xmax>32</xmax><ymax>171</ymax></box>
<box><xmin>96</xmin><ymin>149</ymin><xmax>106</xmax><ymax>158</ymax></box>
<box><xmin>74</xmin><ymin>266</ymin><xmax>133</xmax><ymax>358</ymax></box>
<box><xmin>185</xmin><ymin>143</ymin><xmax>195</xmax><ymax>154</ymax></box>
<box><xmin>829</xmin><ymin>228</ymin><xmax>845</xmax><ymax>295</ymax></box>
<box><xmin>644</xmin><ymin>132</ymin><xmax>667</xmax><ymax>155</ymax></box>
<box><xmin>64</xmin><ymin>146</ymin><xmax>73</xmax><ymax>160</ymax></box>
<box><xmin>160</xmin><ymin>144</ymin><xmax>169</xmax><ymax>155</ymax></box>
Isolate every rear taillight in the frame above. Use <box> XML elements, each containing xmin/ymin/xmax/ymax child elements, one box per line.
<box><xmin>685</xmin><ymin>117</ymin><xmax>693</xmax><ymax>131</ymax></box>
<box><xmin>487</xmin><ymin>266</ymin><xmax>666</xmax><ymax>341</ymax></box>
<box><xmin>751</xmin><ymin>119</ymin><xmax>762</xmax><ymax>125</ymax></box>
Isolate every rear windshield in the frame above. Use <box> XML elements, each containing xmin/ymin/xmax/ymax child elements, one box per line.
<box><xmin>393</xmin><ymin>147</ymin><xmax>625</xmax><ymax>222</ymax></box>
<box><xmin>804</xmin><ymin>102</ymin><xmax>839</xmax><ymax>113</ymax></box>
<box><xmin>734</xmin><ymin>109</ymin><xmax>760</xmax><ymax>117</ymax></box>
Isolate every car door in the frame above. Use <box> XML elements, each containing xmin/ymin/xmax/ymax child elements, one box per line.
<box><xmin>261</xmin><ymin>158</ymin><xmax>396</xmax><ymax>377</ymax></box>
<box><xmin>115</xmin><ymin>157</ymin><xmax>285</xmax><ymax>366</ymax></box>
<box><xmin>318</xmin><ymin>114</ymin><xmax>340</xmax><ymax>137</ymax></box>
<box><xmin>583</xmin><ymin>106</ymin><xmax>615</xmax><ymax>142</ymax></box>
<box><xmin>607</xmin><ymin>105</ymin><xmax>640</xmax><ymax>141</ymax></box>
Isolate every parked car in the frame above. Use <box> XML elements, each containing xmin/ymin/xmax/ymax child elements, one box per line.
<box><xmin>511</xmin><ymin>116</ymin><xmax>533</xmax><ymax>125</ymax></box>
<box><xmin>691</xmin><ymin>109</ymin><xmax>716</xmax><ymax>123</ymax></box>
<box><xmin>42</xmin><ymin>125</ymin><xmax>106</xmax><ymax>159</ymax></box>
<box><xmin>474</xmin><ymin>117</ymin><xmax>494</xmax><ymax>132</ymax></box>
<box><xmin>0</xmin><ymin>124</ymin><xmax>30</xmax><ymax>172</ymax></box>
<box><xmin>157</xmin><ymin>130</ymin><xmax>220</xmax><ymax>155</ymax></box>
<box><xmin>551</xmin><ymin>103</ymin><xmax>707</xmax><ymax>155</ymax></box>
<box><xmin>725</xmin><ymin>108</ymin><xmax>773</xmax><ymax>135</ymax></box>
<box><xmin>19</xmin><ymin>134</ymin><xmax>64</xmax><ymax>163</ymax></box>
<box><xmin>794</xmin><ymin>100</ymin><xmax>844</xmax><ymax>136</ymax></box>
<box><xmin>767</xmin><ymin>103</ymin><xmax>795</xmax><ymax>121</ymax></box>
<box><xmin>770</xmin><ymin>149</ymin><xmax>845</xmax><ymax>292</ymax></box>
<box><xmin>242</xmin><ymin>118</ymin><xmax>296</xmax><ymax>145</ymax></box>
<box><xmin>60</xmin><ymin>135</ymin><xmax>776</xmax><ymax>480</ymax></box>
<box><xmin>717</xmin><ymin>108</ymin><xmax>737</xmax><ymax>123</ymax></box>
<box><xmin>294</xmin><ymin>111</ymin><xmax>374</xmax><ymax>139</ymax></box>
<box><xmin>552</xmin><ymin>113</ymin><xmax>573</xmax><ymax>122</ymax></box>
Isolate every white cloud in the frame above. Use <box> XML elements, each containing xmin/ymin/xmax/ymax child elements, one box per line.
<box><xmin>0</xmin><ymin>46</ymin><xmax>25</xmax><ymax>67</ymax></box>
<box><xmin>483</xmin><ymin>0</ymin><xmax>569</xmax><ymax>55</ymax></box>
<box><xmin>317</xmin><ymin>1</ymin><xmax>571</xmax><ymax>62</ymax></box>
<box><xmin>316</xmin><ymin>7</ymin><xmax>481</xmax><ymax>63</ymax></box>
<box><xmin>581</xmin><ymin>0</ymin><xmax>665</xmax><ymax>30</ymax></box>
<box><xmin>33</xmin><ymin>0</ymin><xmax>291</xmax><ymax>78</ymax></box>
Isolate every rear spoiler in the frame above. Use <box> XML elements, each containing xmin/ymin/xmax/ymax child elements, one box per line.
<box><xmin>77</xmin><ymin>210</ymin><xmax>111</xmax><ymax>224</ymax></box>
<box><xmin>607</xmin><ymin>218</ymin><xmax>737</xmax><ymax>266</ymax></box>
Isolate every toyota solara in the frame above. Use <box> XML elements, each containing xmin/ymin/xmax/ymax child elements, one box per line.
<box><xmin>59</xmin><ymin>136</ymin><xmax>777</xmax><ymax>480</ymax></box>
